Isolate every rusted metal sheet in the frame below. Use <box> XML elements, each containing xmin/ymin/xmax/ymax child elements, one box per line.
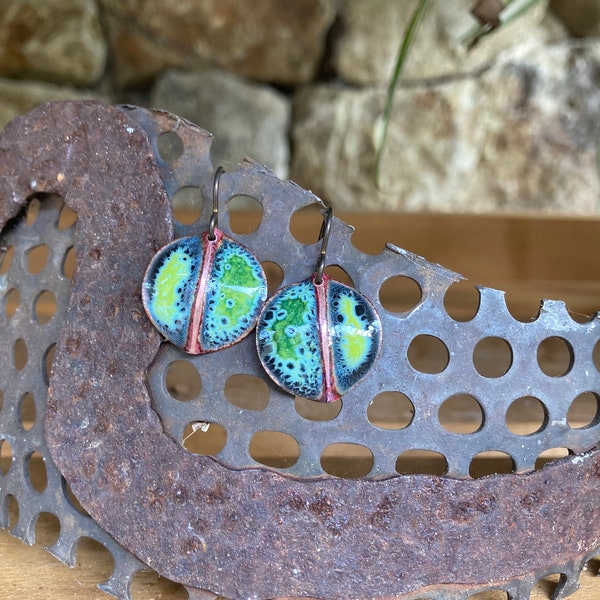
<box><xmin>0</xmin><ymin>100</ymin><xmax>599</xmax><ymax>600</ymax></box>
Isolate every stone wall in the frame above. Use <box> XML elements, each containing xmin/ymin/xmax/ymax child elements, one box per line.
<box><xmin>1</xmin><ymin>0</ymin><xmax>599</xmax><ymax>213</ymax></box>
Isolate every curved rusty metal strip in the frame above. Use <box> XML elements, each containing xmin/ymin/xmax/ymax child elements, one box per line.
<box><xmin>1</xmin><ymin>100</ymin><xmax>599</xmax><ymax>600</ymax></box>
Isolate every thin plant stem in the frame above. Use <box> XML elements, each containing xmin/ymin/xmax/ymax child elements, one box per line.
<box><xmin>375</xmin><ymin>0</ymin><xmax>432</xmax><ymax>187</ymax></box>
<box><xmin>375</xmin><ymin>0</ymin><xmax>543</xmax><ymax>187</ymax></box>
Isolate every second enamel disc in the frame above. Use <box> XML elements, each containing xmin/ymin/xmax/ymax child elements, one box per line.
<box><xmin>256</xmin><ymin>273</ymin><xmax>382</xmax><ymax>403</ymax></box>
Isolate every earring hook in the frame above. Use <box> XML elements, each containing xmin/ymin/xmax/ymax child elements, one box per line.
<box><xmin>208</xmin><ymin>166</ymin><xmax>225</xmax><ymax>241</ymax></box>
<box><xmin>314</xmin><ymin>206</ymin><xmax>333</xmax><ymax>285</ymax></box>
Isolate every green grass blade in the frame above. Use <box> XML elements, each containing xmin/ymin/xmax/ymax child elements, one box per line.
<box><xmin>375</xmin><ymin>0</ymin><xmax>432</xmax><ymax>187</ymax></box>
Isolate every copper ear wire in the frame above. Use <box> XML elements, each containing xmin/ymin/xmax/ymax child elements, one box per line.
<box><xmin>208</xmin><ymin>166</ymin><xmax>225</xmax><ymax>241</ymax></box>
<box><xmin>314</xmin><ymin>206</ymin><xmax>333</xmax><ymax>285</ymax></box>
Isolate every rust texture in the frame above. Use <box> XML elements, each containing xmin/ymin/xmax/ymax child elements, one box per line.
<box><xmin>0</xmin><ymin>100</ymin><xmax>599</xmax><ymax>600</ymax></box>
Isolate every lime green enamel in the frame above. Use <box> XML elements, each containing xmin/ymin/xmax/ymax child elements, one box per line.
<box><xmin>268</xmin><ymin>297</ymin><xmax>308</xmax><ymax>361</ymax></box>
<box><xmin>151</xmin><ymin>248</ymin><xmax>194</xmax><ymax>325</ymax></box>
<box><xmin>220</xmin><ymin>253</ymin><xmax>262</xmax><ymax>287</ymax></box>
<box><xmin>211</xmin><ymin>254</ymin><xmax>261</xmax><ymax>324</ymax></box>
<box><xmin>201</xmin><ymin>239</ymin><xmax>267</xmax><ymax>351</ymax></box>
<box><xmin>337</xmin><ymin>293</ymin><xmax>370</xmax><ymax>369</ymax></box>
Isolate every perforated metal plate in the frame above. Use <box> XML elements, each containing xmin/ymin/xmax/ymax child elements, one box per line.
<box><xmin>128</xmin><ymin>105</ymin><xmax>600</xmax><ymax>480</ymax></box>
<box><xmin>1</xmin><ymin>100</ymin><xmax>600</xmax><ymax>600</ymax></box>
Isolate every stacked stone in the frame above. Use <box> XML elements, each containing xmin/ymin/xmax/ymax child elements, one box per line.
<box><xmin>1</xmin><ymin>0</ymin><xmax>600</xmax><ymax>213</ymax></box>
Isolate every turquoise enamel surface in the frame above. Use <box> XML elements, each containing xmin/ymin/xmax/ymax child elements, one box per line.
<box><xmin>142</xmin><ymin>232</ymin><xmax>267</xmax><ymax>354</ymax></box>
<box><xmin>256</xmin><ymin>279</ymin><xmax>323</xmax><ymax>400</ymax></box>
<box><xmin>142</xmin><ymin>236</ymin><xmax>201</xmax><ymax>349</ymax></box>
<box><xmin>201</xmin><ymin>237</ymin><xmax>267</xmax><ymax>351</ymax></box>
<box><xmin>256</xmin><ymin>275</ymin><xmax>381</xmax><ymax>402</ymax></box>
<box><xmin>327</xmin><ymin>279</ymin><xmax>381</xmax><ymax>393</ymax></box>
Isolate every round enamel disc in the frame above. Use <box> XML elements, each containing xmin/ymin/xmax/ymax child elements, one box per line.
<box><xmin>256</xmin><ymin>274</ymin><xmax>382</xmax><ymax>402</ymax></box>
<box><xmin>142</xmin><ymin>229</ymin><xmax>267</xmax><ymax>354</ymax></box>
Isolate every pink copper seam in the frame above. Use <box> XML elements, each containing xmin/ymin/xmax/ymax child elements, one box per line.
<box><xmin>313</xmin><ymin>273</ymin><xmax>339</xmax><ymax>403</ymax></box>
<box><xmin>185</xmin><ymin>229</ymin><xmax>222</xmax><ymax>353</ymax></box>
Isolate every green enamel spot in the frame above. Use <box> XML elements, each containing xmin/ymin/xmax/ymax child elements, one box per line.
<box><xmin>142</xmin><ymin>236</ymin><xmax>202</xmax><ymax>348</ymax></box>
<box><xmin>201</xmin><ymin>237</ymin><xmax>267</xmax><ymax>350</ymax></box>
<box><xmin>267</xmin><ymin>297</ymin><xmax>309</xmax><ymax>361</ymax></box>
<box><xmin>329</xmin><ymin>279</ymin><xmax>381</xmax><ymax>394</ymax></box>
<box><xmin>336</xmin><ymin>293</ymin><xmax>371</xmax><ymax>369</ymax></box>
<box><xmin>256</xmin><ymin>279</ymin><xmax>322</xmax><ymax>400</ymax></box>
<box><xmin>151</xmin><ymin>249</ymin><xmax>194</xmax><ymax>323</ymax></box>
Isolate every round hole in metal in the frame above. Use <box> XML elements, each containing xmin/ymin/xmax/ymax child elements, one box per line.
<box><xmin>165</xmin><ymin>360</ymin><xmax>202</xmax><ymax>401</ymax></box>
<box><xmin>505</xmin><ymin>396</ymin><xmax>548</xmax><ymax>435</ymax></box>
<box><xmin>13</xmin><ymin>338</ymin><xmax>27</xmax><ymax>371</ymax></box>
<box><xmin>62</xmin><ymin>246</ymin><xmax>76</xmax><ymax>279</ymax></box>
<box><xmin>535</xmin><ymin>447</ymin><xmax>570</xmax><ymax>470</ymax></box>
<box><xmin>4</xmin><ymin>494</ymin><xmax>18</xmax><ymax>528</ymax></box>
<box><xmin>324</xmin><ymin>265</ymin><xmax>353</xmax><ymax>287</ymax></box>
<box><xmin>58</xmin><ymin>203</ymin><xmax>78</xmax><ymax>230</ymax></box>
<box><xmin>469</xmin><ymin>451</ymin><xmax>515</xmax><ymax>478</ymax></box>
<box><xmin>43</xmin><ymin>343</ymin><xmax>56</xmax><ymax>386</ymax></box>
<box><xmin>0</xmin><ymin>439</ymin><xmax>13</xmax><ymax>475</ymax></box>
<box><xmin>379</xmin><ymin>275</ymin><xmax>422</xmax><ymax>314</ymax></box>
<box><xmin>473</xmin><ymin>337</ymin><xmax>512</xmax><ymax>378</ymax></box>
<box><xmin>289</xmin><ymin>203</ymin><xmax>324</xmax><ymax>244</ymax></box>
<box><xmin>261</xmin><ymin>261</ymin><xmax>284</xmax><ymax>295</ymax></box>
<box><xmin>27</xmin><ymin>244</ymin><xmax>50</xmax><ymax>274</ymax></box>
<box><xmin>395</xmin><ymin>450</ymin><xmax>448</xmax><ymax>476</ymax></box>
<box><xmin>182</xmin><ymin>422</ymin><xmax>227</xmax><ymax>456</ymax></box>
<box><xmin>249</xmin><ymin>431</ymin><xmax>299</xmax><ymax>469</ymax></box>
<box><xmin>367</xmin><ymin>391</ymin><xmax>414</xmax><ymax>430</ymax></box>
<box><xmin>25</xmin><ymin>196</ymin><xmax>41</xmax><ymax>225</ymax></box>
<box><xmin>27</xmin><ymin>451</ymin><xmax>48</xmax><ymax>493</ymax></box>
<box><xmin>0</xmin><ymin>245</ymin><xmax>15</xmax><ymax>274</ymax></box>
<box><xmin>439</xmin><ymin>394</ymin><xmax>483</xmax><ymax>434</ymax></box>
<box><xmin>568</xmin><ymin>392</ymin><xmax>600</xmax><ymax>429</ymax></box>
<box><xmin>320</xmin><ymin>443</ymin><xmax>373</xmax><ymax>478</ymax></box>
<box><xmin>172</xmin><ymin>186</ymin><xmax>203</xmax><ymax>225</ymax></box>
<box><xmin>34</xmin><ymin>512</ymin><xmax>61</xmax><ymax>548</ymax></box>
<box><xmin>537</xmin><ymin>336</ymin><xmax>573</xmax><ymax>377</ymax></box>
<box><xmin>34</xmin><ymin>290</ymin><xmax>57</xmax><ymax>324</ymax></box>
<box><xmin>408</xmin><ymin>335</ymin><xmax>449</xmax><ymax>374</ymax></box>
<box><xmin>19</xmin><ymin>392</ymin><xmax>36</xmax><ymax>431</ymax></box>
<box><xmin>224</xmin><ymin>374</ymin><xmax>269</xmax><ymax>411</ymax></box>
<box><xmin>4</xmin><ymin>287</ymin><xmax>19</xmax><ymax>318</ymax></box>
<box><xmin>228</xmin><ymin>195</ymin><xmax>263</xmax><ymax>234</ymax></box>
<box><xmin>295</xmin><ymin>395</ymin><xmax>342</xmax><ymax>422</ymax></box>
<box><xmin>594</xmin><ymin>340</ymin><xmax>600</xmax><ymax>371</ymax></box>
<box><xmin>444</xmin><ymin>280</ymin><xmax>479</xmax><ymax>322</ymax></box>
<box><xmin>157</xmin><ymin>131</ymin><xmax>184</xmax><ymax>163</ymax></box>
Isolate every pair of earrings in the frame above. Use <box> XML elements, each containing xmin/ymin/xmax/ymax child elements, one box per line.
<box><xmin>142</xmin><ymin>168</ymin><xmax>382</xmax><ymax>403</ymax></box>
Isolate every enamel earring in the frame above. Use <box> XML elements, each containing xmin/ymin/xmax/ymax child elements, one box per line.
<box><xmin>142</xmin><ymin>167</ymin><xmax>267</xmax><ymax>354</ymax></box>
<box><xmin>256</xmin><ymin>207</ymin><xmax>382</xmax><ymax>403</ymax></box>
